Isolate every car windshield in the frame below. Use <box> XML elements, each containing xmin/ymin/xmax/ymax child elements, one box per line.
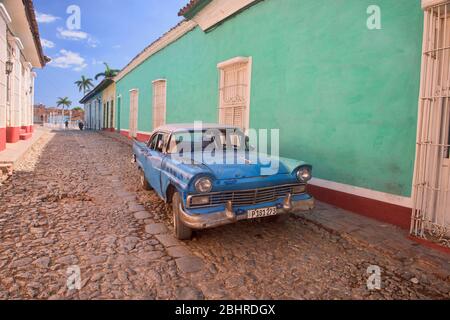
<box><xmin>167</xmin><ymin>129</ymin><xmax>249</xmax><ymax>154</ymax></box>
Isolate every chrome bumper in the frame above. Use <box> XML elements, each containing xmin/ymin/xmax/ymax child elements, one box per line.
<box><xmin>178</xmin><ymin>194</ymin><xmax>315</xmax><ymax>230</ymax></box>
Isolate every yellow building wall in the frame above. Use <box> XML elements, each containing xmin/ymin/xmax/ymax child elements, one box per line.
<box><xmin>101</xmin><ymin>82</ymin><xmax>116</xmax><ymax>129</ymax></box>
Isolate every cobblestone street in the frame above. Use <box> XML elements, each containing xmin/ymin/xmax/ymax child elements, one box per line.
<box><xmin>0</xmin><ymin>130</ymin><xmax>449</xmax><ymax>300</ymax></box>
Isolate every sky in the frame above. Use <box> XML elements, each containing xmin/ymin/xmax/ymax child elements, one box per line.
<box><xmin>34</xmin><ymin>0</ymin><xmax>188</xmax><ymax>108</ymax></box>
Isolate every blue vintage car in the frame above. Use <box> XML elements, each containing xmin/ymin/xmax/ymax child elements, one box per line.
<box><xmin>132</xmin><ymin>124</ymin><xmax>314</xmax><ymax>240</ymax></box>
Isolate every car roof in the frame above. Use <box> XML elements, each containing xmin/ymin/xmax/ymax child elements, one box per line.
<box><xmin>155</xmin><ymin>123</ymin><xmax>240</xmax><ymax>133</ymax></box>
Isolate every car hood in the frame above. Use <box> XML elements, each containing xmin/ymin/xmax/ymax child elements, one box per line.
<box><xmin>171</xmin><ymin>151</ymin><xmax>306</xmax><ymax>180</ymax></box>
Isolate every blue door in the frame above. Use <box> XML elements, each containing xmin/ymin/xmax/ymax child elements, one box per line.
<box><xmin>144</xmin><ymin>132</ymin><xmax>169</xmax><ymax>197</ymax></box>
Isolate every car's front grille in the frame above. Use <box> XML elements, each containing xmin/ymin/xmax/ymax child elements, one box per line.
<box><xmin>187</xmin><ymin>184</ymin><xmax>305</xmax><ymax>208</ymax></box>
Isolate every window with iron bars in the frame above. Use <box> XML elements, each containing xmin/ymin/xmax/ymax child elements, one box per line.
<box><xmin>152</xmin><ymin>79</ymin><xmax>166</xmax><ymax>129</ymax></box>
<box><xmin>412</xmin><ymin>1</ymin><xmax>450</xmax><ymax>240</ymax></box>
<box><xmin>218</xmin><ymin>59</ymin><xmax>251</xmax><ymax>131</ymax></box>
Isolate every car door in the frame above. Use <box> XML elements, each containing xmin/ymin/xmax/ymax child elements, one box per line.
<box><xmin>135</xmin><ymin>134</ymin><xmax>155</xmax><ymax>168</ymax></box>
<box><xmin>144</xmin><ymin>132</ymin><xmax>169</xmax><ymax>196</ymax></box>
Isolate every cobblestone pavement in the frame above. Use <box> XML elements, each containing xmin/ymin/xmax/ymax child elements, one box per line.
<box><xmin>0</xmin><ymin>130</ymin><xmax>449</xmax><ymax>300</ymax></box>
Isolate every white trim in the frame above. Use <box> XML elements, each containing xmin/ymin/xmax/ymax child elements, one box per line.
<box><xmin>191</xmin><ymin>0</ymin><xmax>258</xmax><ymax>31</ymax></box>
<box><xmin>14</xmin><ymin>37</ymin><xmax>24</xmax><ymax>50</ymax></box>
<box><xmin>422</xmin><ymin>0</ymin><xmax>449</xmax><ymax>9</ymax></box>
<box><xmin>129</xmin><ymin>88</ymin><xmax>138</xmax><ymax>92</ymax></box>
<box><xmin>152</xmin><ymin>79</ymin><xmax>167</xmax><ymax>129</ymax></box>
<box><xmin>217</xmin><ymin>56</ymin><xmax>250</xmax><ymax>69</ymax></box>
<box><xmin>217</xmin><ymin>56</ymin><xmax>252</xmax><ymax>131</ymax></box>
<box><xmin>115</xmin><ymin>20</ymin><xmax>197</xmax><ymax>82</ymax></box>
<box><xmin>0</xmin><ymin>4</ymin><xmax>12</xmax><ymax>24</ymax></box>
<box><xmin>129</xmin><ymin>89</ymin><xmax>139</xmax><ymax>138</ymax></box>
<box><xmin>117</xmin><ymin>130</ymin><xmax>151</xmax><ymax>136</ymax></box>
<box><xmin>310</xmin><ymin>177</ymin><xmax>412</xmax><ymax>208</ymax></box>
<box><xmin>246</xmin><ymin>57</ymin><xmax>252</xmax><ymax>130</ymax></box>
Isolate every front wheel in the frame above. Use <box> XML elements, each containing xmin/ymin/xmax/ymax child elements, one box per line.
<box><xmin>172</xmin><ymin>192</ymin><xmax>193</xmax><ymax>240</ymax></box>
<box><xmin>140</xmin><ymin>170</ymin><xmax>151</xmax><ymax>190</ymax></box>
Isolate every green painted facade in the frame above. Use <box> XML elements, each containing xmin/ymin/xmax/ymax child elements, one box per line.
<box><xmin>116</xmin><ymin>0</ymin><xmax>423</xmax><ymax>197</ymax></box>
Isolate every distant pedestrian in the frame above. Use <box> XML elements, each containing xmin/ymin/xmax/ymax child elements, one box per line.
<box><xmin>65</xmin><ymin>120</ymin><xmax>69</xmax><ymax>129</ymax></box>
<box><xmin>78</xmin><ymin>121</ymin><xmax>84</xmax><ymax>131</ymax></box>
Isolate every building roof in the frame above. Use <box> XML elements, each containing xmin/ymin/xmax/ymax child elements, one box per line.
<box><xmin>23</xmin><ymin>0</ymin><xmax>50</xmax><ymax>66</ymax></box>
<box><xmin>79</xmin><ymin>78</ymin><xmax>114</xmax><ymax>104</ymax></box>
<box><xmin>178</xmin><ymin>0</ymin><xmax>212</xmax><ymax>18</ymax></box>
<box><xmin>1</xmin><ymin>0</ymin><xmax>49</xmax><ymax>67</ymax></box>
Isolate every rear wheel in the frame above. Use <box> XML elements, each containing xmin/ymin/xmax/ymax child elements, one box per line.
<box><xmin>172</xmin><ymin>192</ymin><xmax>193</xmax><ymax>240</ymax></box>
<box><xmin>140</xmin><ymin>170</ymin><xmax>151</xmax><ymax>190</ymax></box>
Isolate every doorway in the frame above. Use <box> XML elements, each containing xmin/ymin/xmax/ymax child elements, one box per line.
<box><xmin>412</xmin><ymin>2</ymin><xmax>450</xmax><ymax>243</ymax></box>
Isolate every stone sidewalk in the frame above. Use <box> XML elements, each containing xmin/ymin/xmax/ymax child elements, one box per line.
<box><xmin>0</xmin><ymin>127</ymin><xmax>48</xmax><ymax>165</ymax></box>
<box><xmin>296</xmin><ymin>202</ymin><xmax>450</xmax><ymax>281</ymax></box>
<box><xmin>0</xmin><ymin>127</ymin><xmax>48</xmax><ymax>183</ymax></box>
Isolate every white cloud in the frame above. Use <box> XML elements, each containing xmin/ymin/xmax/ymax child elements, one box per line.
<box><xmin>87</xmin><ymin>37</ymin><xmax>99</xmax><ymax>48</ymax></box>
<box><xmin>41</xmin><ymin>39</ymin><xmax>55</xmax><ymax>49</ymax></box>
<box><xmin>36</xmin><ymin>12</ymin><xmax>60</xmax><ymax>23</ymax></box>
<box><xmin>49</xmin><ymin>49</ymin><xmax>87</xmax><ymax>71</ymax></box>
<box><xmin>57</xmin><ymin>27</ymin><xmax>88</xmax><ymax>40</ymax></box>
<box><xmin>57</xmin><ymin>28</ymin><xmax>99</xmax><ymax>48</ymax></box>
<box><xmin>92</xmin><ymin>58</ymin><xmax>104</xmax><ymax>65</ymax></box>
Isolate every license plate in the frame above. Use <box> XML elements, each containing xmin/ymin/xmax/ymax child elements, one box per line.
<box><xmin>247</xmin><ymin>206</ymin><xmax>278</xmax><ymax>219</ymax></box>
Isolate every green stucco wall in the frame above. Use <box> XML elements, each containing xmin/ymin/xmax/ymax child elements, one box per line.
<box><xmin>116</xmin><ymin>0</ymin><xmax>423</xmax><ymax>197</ymax></box>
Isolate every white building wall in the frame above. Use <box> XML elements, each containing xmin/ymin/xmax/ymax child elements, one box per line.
<box><xmin>8</xmin><ymin>36</ymin><xmax>21</xmax><ymax>128</ymax></box>
<box><xmin>0</xmin><ymin>11</ymin><xmax>7</xmax><ymax>130</ymax></box>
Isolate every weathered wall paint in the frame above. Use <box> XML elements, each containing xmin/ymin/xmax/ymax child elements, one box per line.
<box><xmin>102</xmin><ymin>82</ymin><xmax>116</xmax><ymax>129</ymax></box>
<box><xmin>83</xmin><ymin>92</ymin><xmax>103</xmax><ymax>130</ymax></box>
<box><xmin>116</xmin><ymin>0</ymin><xmax>423</xmax><ymax>197</ymax></box>
<box><xmin>102</xmin><ymin>82</ymin><xmax>116</xmax><ymax>106</ymax></box>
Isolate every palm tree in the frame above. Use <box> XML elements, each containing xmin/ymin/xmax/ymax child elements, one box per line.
<box><xmin>56</xmin><ymin>97</ymin><xmax>72</xmax><ymax>124</ymax></box>
<box><xmin>75</xmin><ymin>76</ymin><xmax>94</xmax><ymax>95</ymax></box>
<box><xmin>95</xmin><ymin>62</ymin><xmax>120</xmax><ymax>81</ymax></box>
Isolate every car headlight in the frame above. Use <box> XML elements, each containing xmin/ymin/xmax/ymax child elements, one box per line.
<box><xmin>194</xmin><ymin>177</ymin><xmax>213</xmax><ymax>193</ymax></box>
<box><xmin>296</xmin><ymin>167</ymin><xmax>312</xmax><ymax>182</ymax></box>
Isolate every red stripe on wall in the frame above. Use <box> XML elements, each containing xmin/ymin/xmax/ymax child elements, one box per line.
<box><xmin>120</xmin><ymin>130</ymin><xmax>130</xmax><ymax>138</ymax></box>
<box><xmin>408</xmin><ymin>236</ymin><xmax>450</xmax><ymax>255</ymax></box>
<box><xmin>308</xmin><ymin>184</ymin><xmax>412</xmax><ymax>230</ymax></box>
<box><xmin>6</xmin><ymin>127</ymin><xmax>20</xmax><ymax>144</ymax></box>
<box><xmin>0</xmin><ymin>127</ymin><xmax>6</xmax><ymax>152</ymax></box>
<box><xmin>136</xmin><ymin>133</ymin><xmax>150</xmax><ymax>143</ymax></box>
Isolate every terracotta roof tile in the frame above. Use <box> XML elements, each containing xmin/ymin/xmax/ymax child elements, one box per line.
<box><xmin>178</xmin><ymin>0</ymin><xmax>203</xmax><ymax>17</ymax></box>
<box><xmin>22</xmin><ymin>0</ymin><xmax>49</xmax><ymax>66</ymax></box>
